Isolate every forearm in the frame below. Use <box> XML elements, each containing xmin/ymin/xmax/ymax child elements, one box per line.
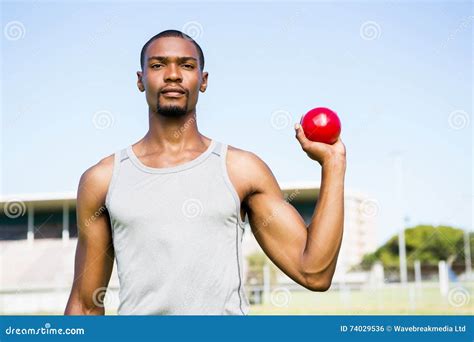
<box><xmin>302</xmin><ymin>157</ymin><xmax>346</xmax><ymax>283</ymax></box>
<box><xmin>65</xmin><ymin>292</ymin><xmax>105</xmax><ymax>315</ymax></box>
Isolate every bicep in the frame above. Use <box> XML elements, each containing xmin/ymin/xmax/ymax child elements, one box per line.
<box><xmin>246</xmin><ymin>158</ymin><xmax>308</xmax><ymax>286</ymax></box>
<box><xmin>69</xmin><ymin>169</ymin><xmax>115</xmax><ymax>312</ymax></box>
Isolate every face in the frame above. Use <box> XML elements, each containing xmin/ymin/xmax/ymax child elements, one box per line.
<box><xmin>137</xmin><ymin>37</ymin><xmax>208</xmax><ymax>118</ymax></box>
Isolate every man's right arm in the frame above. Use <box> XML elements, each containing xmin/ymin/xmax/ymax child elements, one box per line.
<box><xmin>64</xmin><ymin>156</ymin><xmax>115</xmax><ymax>315</ymax></box>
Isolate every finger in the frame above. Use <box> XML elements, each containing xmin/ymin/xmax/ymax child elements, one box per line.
<box><xmin>294</xmin><ymin>123</ymin><xmax>310</xmax><ymax>149</ymax></box>
<box><xmin>333</xmin><ymin>137</ymin><xmax>345</xmax><ymax>148</ymax></box>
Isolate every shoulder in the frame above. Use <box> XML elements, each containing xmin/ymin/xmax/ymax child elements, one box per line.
<box><xmin>226</xmin><ymin>145</ymin><xmax>270</xmax><ymax>172</ymax></box>
<box><xmin>226</xmin><ymin>144</ymin><xmax>279</xmax><ymax>195</ymax></box>
<box><xmin>77</xmin><ymin>153</ymin><xmax>116</xmax><ymax>205</ymax></box>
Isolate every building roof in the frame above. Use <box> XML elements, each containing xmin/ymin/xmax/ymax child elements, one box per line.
<box><xmin>0</xmin><ymin>182</ymin><xmax>369</xmax><ymax>206</ymax></box>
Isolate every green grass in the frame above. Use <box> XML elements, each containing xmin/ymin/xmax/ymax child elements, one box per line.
<box><xmin>13</xmin><ymin>283</ymin><xmax>474</xmax><ymax>315</ymax></box>
<box><xmin>248</xmin><ymin>284</ymin><xmax>474</xmax><ymax>315</ymax></box>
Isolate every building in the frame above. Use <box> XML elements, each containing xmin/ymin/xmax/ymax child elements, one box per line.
<box><xmin>0</xmin><ymin>184</ymin><xmax>376</xmax><ymax>313</ymax></box>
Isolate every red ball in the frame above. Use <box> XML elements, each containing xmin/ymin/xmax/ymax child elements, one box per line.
<box><xmin>300</xmin><ymin>107</ymin><xmax>341</xmax><ymax>144</ymax></box>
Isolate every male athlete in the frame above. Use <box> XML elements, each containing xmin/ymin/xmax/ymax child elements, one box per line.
<box><xmin>65</xmin><ymin>30</ymin><xmax>346</xmax><ymax>315</ymax></box>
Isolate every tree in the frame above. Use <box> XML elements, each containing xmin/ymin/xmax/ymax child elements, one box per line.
<box><xmin>360</xmin><ymin>225</ymin><xmax>473</xmax><ymax>270</ymax></box>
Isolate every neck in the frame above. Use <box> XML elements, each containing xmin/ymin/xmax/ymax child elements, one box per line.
<box><xmin>142</xmin><ymin>108</ymin><xmax>206</xmax><ymax>151</ymax></box>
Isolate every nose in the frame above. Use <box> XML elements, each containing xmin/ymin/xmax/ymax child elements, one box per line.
<box><xmin>164</xmin><ymin>63</ymin><xmax>182</xmax><ymax>83</ymax></box>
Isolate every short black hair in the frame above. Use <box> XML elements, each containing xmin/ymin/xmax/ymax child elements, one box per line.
<box><xmin>140</xmin><ymin>30</ymin><xmax>205</xmax><ymax>71</ymax></box>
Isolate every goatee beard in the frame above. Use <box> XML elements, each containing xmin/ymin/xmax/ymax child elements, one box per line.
<box><xmin>156</xmin><ymin>103</ymin><xmax>188</xmax><ymax>118</ymax></box>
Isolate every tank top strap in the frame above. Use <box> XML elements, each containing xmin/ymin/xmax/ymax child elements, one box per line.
<box><xmin>119</xmin><ymin>148</ymin><xmax>129</xmax><ymax>162</ymax></box>
<box><xmin>105</xmin><ymin>147</ymin><xmax>128</xmax><ymax>209</ymax></box>
<box><xmin>210</xmin><ymin>140</ymin><xmax>223</xmax><ymax>156</ymax></box>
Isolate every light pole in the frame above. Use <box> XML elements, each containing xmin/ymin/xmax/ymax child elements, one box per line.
<box><xmin>464</xmin><ymin>229</ymin><xmax>472</xmax><ymax>280</ymax></box>
<box><xmin>398</xmin><ymin>217</ymin><xmax>408</xmax><ymax>285</ymax></box>
<box><xmin>393</xmin><ymin>153</ymin><xmax>408</xmax><ymax>285</ymax></box>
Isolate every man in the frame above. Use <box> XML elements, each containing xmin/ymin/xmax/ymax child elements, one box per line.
<box><xmin>65</xmin><ymin>30</ymin><xmax>346</xmax><ymax>315</ymax></box>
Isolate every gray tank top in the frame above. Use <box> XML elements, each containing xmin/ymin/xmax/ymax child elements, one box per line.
<box><xmin>105</xmin><ymin>140</ymin><xmax>250</xmax><ymax>315</ymax></box>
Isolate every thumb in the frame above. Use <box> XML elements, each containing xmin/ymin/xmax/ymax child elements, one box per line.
<box><xmin>294</xmin><ymin>123</ymin><xmax>310</xmax><ymax>149</ymax></box>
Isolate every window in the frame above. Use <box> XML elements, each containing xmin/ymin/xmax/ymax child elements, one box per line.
<box><xmin>34</xmin><ymin>210</ymin><xmax>62</xmax><ymax>239</ymax></box>
<box><xmin>69</xmin><ymin>208</ymin><xmax>78</xmax><ymax>238</ymax></box>
<box><xmin>0</xmin><ymin>213</ymin><xmax>28</xmax><ymax>240</ymax></box>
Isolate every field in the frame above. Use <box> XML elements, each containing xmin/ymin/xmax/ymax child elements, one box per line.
<box><xmin>248</xmin><ymin>283</ymin><xmax>474</xmax><ymax>315</ymax></box>
<box><xmin>3</xmin><ymin>283</ymin><xmax>472</xmax><ymax>315</ymax></box>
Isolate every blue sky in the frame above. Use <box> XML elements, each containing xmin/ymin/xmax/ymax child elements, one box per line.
<box><xmin>1</xmin><ymin>0</ymin><xmax>472</xmax><ymax>244</ymax></box>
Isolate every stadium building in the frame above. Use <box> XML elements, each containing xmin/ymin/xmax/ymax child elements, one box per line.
<box><xmin>0</xmin><ymin>183</ymin><xmax>376</xmax><ymax>314</ymax></box>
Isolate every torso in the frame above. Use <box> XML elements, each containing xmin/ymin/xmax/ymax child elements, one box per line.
<box><xmin>100</xmin><ymin>138</ymin><xmax>253</xmax><ymax>222</ymax></box>
<box><xmin>104</xmin><ymin>138</ymin><xmax>252</xmax><ymax>315</ymax></box>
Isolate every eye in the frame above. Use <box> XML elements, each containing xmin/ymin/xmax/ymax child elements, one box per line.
<box><xmin>151</xmin><ymin>64</ymin><xmax>163</xmax><ymax>69</ymax></box>
<box><xmin>182</xmin><ymin>64</ymin><xmax>195</xmax><ymax>69</ymax></box>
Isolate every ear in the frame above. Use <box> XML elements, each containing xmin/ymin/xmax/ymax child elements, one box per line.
<box><xmin>199</xmin><ymin>71</ymin><xmax>209</xmax><ymax>93</ymax></box>
<box><xmin>137</xmin><ymin>71</ymin><xmax>145</xmax><ymax>92</ymax></box>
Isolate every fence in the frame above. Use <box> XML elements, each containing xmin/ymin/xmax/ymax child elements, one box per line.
<box><xmin>244</xmin><ymin>261</ymin><xmax>474</xmax><ymax>314</ymax></box>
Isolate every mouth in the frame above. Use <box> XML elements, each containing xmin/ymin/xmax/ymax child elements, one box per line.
<box><xmin>161</xmin><ymin>87</ymin><xmax>186</xmax><ymax>98</ymax></box>
<box><xmin>161</xmin><ymin>92</ymin><xmax>185</xmax><ymax>98</ymax></box>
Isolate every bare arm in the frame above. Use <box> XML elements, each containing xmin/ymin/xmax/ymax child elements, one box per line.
<box><xmin>64</xmin><ymin>157</ymin><xmax>115</xmax><ymax>315</ymax></box>
<box><xmin>241</xmin><ymin>125</ymin><xmax>346</xmax><ymax>291</ymax></box>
